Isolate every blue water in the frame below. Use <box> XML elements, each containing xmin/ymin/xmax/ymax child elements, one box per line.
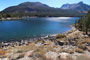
<box><xmin>0</xmin><ymin>17</ymin><xmax>79</xmax><ymax>42</ymax></box>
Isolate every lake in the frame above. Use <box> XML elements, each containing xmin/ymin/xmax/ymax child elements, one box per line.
<box><xmin>0</xmin><ymin>17</ymin><xmax>79</xmax><ymax>42</ymax></box>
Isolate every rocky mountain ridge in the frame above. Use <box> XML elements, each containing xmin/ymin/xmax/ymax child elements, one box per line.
<box><xmin>61</xmin><ymin>1</ymin><xmax>90</xmax><ymax>13</ymax></box>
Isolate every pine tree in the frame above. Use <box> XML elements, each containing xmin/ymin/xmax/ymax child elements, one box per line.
<box><xmin>77</xmin><ymin>10</ymin><xmax>90</xmax><ymax>34</ymax></box>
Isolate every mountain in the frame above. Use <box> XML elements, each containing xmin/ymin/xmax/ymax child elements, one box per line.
<box><xmin>0</xmin><ymin>2</ymin><xmax>84</xmax><ymax>17</ymax></box>
<box><xmin>2</xmin><ymin>2</ymin><xmax>52</xmax><ymax>13</ymax></box>
<box><xmin>61</xmin><ymin>1</ymin><xmax>90</xmax><ymax>13</ymax></box>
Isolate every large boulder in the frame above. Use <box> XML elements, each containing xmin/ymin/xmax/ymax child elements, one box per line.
<box><xmin>10</xmin><ymin>53</ymin><xmax>24</xmax><ymax>60</ymax></box>
<box><xmin>18</xmin><ymin>56</ymin><xmax>33</xmax><ymax>60</ymax></box>
<box><xmin>0</xmin><ymin>57</ymin><xmax>11</xmax><ymax>60</ymax></box>
<box><xmin>59</xmin><ymin>52</ymin><xmax>69</xmax><ymax>59</ymax></box>
<box><xmin>45</xmin><ymin>51</ymin><xmax>58</xmax><ymax>60</ymax></box>
<box><xmin>24</xmin><ymin>50</ymin><xmax>34</xmax><ymax>57</ymax></box>
<box><xmin>56</xmin><ymin>41</ymin><xmax>64</xmax><ymax>46</ymax></box>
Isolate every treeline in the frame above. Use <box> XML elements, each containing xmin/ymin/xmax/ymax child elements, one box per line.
<box><xmin>75</xmin><ymin>10</ymin><xmax>90</xmax><ymax>34</ymax></box>
<box><xmin>0</xmin><ymin>11</ymin><xmax>84</xmax><ymax>19</ymax></box>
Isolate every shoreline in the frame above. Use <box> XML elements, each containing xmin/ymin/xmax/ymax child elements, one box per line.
<box><xmin>0</xmin><ymin>17</ymin><xmax>79</xmax><ymax>21</ymax></box>
<box><xmin>0</xmin><ymin>25</ymin><xmax>76</xmax><ymax>49</ymax></box>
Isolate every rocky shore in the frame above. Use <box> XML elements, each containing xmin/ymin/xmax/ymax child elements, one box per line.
<box><xmin>0</xmin><ymin>17</ymin><xmax>21</xmax><ymax>20</ymax></box>
<box><xmin>0</xmin><ymin>28</ymin><xmax>90</xmax><ymax>60</ymax></box>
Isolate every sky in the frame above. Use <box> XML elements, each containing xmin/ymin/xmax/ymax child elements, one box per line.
<box><xmin>0</xmin><ymin>0</ymin><xmax>90</xmax><ymax>11</ymax></box>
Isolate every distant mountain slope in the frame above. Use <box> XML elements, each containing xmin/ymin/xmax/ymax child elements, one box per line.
<box><xmin>0</xmin><ymin>2</ymin><xmax>84</xmax><ymax>17</ymax></box>
<box><xmin>61</xmin><ymin>1</ymin><xmax>90</xmax><ymax>13</ymax></box>
<box><xmin>1</xmin><ymin>2</ymin><xmax>80</xmax><ymax>13</ymax></box>
<box><xmin>2</xmin><ymin>2</ymin><xmax>52</xmax><ymax>13</ymax></box>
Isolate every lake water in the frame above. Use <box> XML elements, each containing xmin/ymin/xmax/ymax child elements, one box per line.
<box><xmin>0</xmin><ymin>17</ymin><xmax>79</xmax><ymax>42</ymax></box>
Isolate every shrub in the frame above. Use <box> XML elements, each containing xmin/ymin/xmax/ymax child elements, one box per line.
<box><xmin>59</xmin><ymin>49</ymin><xmax>74</xmax><ymax>54</ymax></box>
<box><xmin>77</xmin><ymin>44</ymin><xmax>87</xmax><ymax>50</ymax></box>
<box><xmin>87</xmin><ymin>47</ymin><xmax>90</xmax><ymax>52</ymax></box>
<box><xmin>56</xmin><ymin>34</ymin><xmax>66</xmax><ymax>39</ymax></box>
<box><xmin>35</xmin><ymin>40</ymin><xmax>43</xmax><ymax>44</ymax></box>
<box><xmin>75</xmin><ymin>48</ymin><xmax>84</xmax><ymax>53</ymax></box>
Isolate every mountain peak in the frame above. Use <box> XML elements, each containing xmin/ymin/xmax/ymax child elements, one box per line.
<box><xmin>2</xmin><ymin>1</ymin><xmax>50</xmax><ymax>13</ymax></box>
<box><xmin>18</xmin><ymin>2</ymin><xmax>42</xmax><ymax>6</ymax></box>
<box><xmin>78</xmin><ymin>1</ymin><xmax>83</xmax><ymax>4</ymax></box>
<box><xmin>61</xmin><ymin>1</ymin><xmax>90</xmax><ymax>12</ymax></box>
<box><xmin>20</xmin><ymin>2</ymin><xmax>41</xmax><ymax>4</ymax></box>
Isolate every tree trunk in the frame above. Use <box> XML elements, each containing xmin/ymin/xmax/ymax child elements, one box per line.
<box><xmin>86</xmin><ymin>27</ymin><xmax>88</xmax><ymax>34</ymax></box>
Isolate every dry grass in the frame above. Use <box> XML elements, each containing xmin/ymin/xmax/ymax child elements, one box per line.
<box><xmin>59</xmin><ymin>49</ymin><xmax>74</xmax><ymax>54</ymax></box>
<box><xmin>76</xmin><ymin>55</ymin><xmax>90</xmax><ymax>60</ymax></box>
<box><xmin>0</xmin><ymin>49</ymin><xmax>7</xmax><ymax>55</ymax></box>
<box><xmin>75</xmin><ymin>48</ymin><xmax>84</xmax><ymax>53</ymax></box>
<box><xmin>56</xmin><ymin>34</ymin><xmax>66</xmax><ymax>39</ymax></box>
<box><xmin>44</xmin><ymin>41</ymin><xmax>52</xmax><ymax>45</ymax></box>
<box><xmin>77</xmin><ymin>44</ymin><xmax>87</xmax><ymax>50</ymax></box>
<box><xmin>30</xmin><ymin>46</ymin><xmax>48</xmax><ymax>60</ymax></box>
<box><xmin>67</xmin><ymin>55</ymin><xmax>74</xmax><ymax>60</ymax></box>
<box><xmin>0</xmin><ymin>49</ymin><xmax>7</xmax><ymax>58</ymax></box>
<box><xmin>7</xmin><ymin>42</ymin><xmax>38</xmax><ymax>54</ymax></box>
